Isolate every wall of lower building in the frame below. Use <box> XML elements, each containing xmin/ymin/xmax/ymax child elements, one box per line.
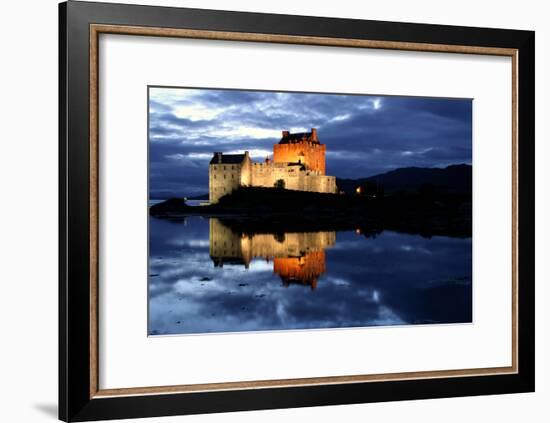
<box><xmin>250</xmin><ymin>162</ymin><xmax>301</xmax><ymax>189</ymax></box>
<box><xmin>294</xmin><ymin>174</ymin><xmax>337</xmax><ymax>193</ymax></box>
<box><xmin>209</xmin><ymin>156</ymin><xmax>336</xmax><ymax>203</ymax></box>
<box><xmin>209</xmin><ymin>157</ymin><xmax>251</xmax><ymax>203</ymax></box>
<box><xmin>249</xmin><ymin>162</ymin><xmax>337</xmax><ymax>194</ymax></box>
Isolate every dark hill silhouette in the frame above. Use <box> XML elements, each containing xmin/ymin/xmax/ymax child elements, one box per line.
<box><xmin>337</xmin><ymin>164</ymin><xmax>472</xmax><ymax>195</ymax></box>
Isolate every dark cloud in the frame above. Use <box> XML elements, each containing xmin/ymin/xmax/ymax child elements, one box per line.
<box><xmin>149</xmin><ymin>87</ymin><xmax>472</xmax><ymax>198</ymax></box>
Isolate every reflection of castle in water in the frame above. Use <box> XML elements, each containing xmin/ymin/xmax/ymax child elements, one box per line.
<box><xmin>209</xmin><ymin>219</ymin><xmax>335</xmax><ymax>289</ymax></box>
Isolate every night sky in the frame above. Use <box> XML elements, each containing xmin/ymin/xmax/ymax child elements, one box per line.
<box><xmin>149</xmin><ymin>87</ymin><xmax>472</xmax><ymax>199</ymax></box>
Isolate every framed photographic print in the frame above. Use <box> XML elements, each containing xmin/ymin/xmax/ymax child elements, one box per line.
<box><xmin>59</xmin><ymin>1</ymin><xmax>535</xmax><ymax>421</ymax></box>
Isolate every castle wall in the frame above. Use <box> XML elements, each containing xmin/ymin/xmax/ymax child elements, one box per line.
<box><xmin>240</xmin><ymin>157</ymin><xmax>252</xmax><ymax>186</ymax></box>
<box><xmin>249</xmin><ymin>162</ymin><xmax>336</xmax><ymax>194</ymax></box>
<box><xmin>209</xmin><ymin>155</ymin><xmax>252</xmax><ymax>203</ymax></box>
<box><xmin>300</xmin><ymin>174</ymin><xmax>337</xmax><ymax>194</ymax></box>
<box><xmin>250</xmin><ymin>162</ymin><xmax>302</xmax><ymax>189</ymax></box>
<box><xmin>273</xmin><ymin>142</ymin><xmax>326</xmax><ymax>174</ymax></box>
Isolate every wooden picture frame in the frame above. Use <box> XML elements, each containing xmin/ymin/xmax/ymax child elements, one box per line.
<box><xmin>59</xmin><ymin>1</ymin><xmax>535</xmax><ymax>421</ymax></box>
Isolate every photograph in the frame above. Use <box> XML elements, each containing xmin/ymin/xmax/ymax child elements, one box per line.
<box><xmin>148</xmin><ymin>87</ymin><xmax>473</xmax><ymax>335</ymax></box>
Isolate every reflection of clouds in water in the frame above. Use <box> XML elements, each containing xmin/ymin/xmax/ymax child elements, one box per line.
<box><xmin>149</xmin><ymin>217</ymin><xmax>472</xmax><ymax>335</ymax></box>
<box><xmin>371</xmin><ymin>306</ymin><xmax>405</xmax><ymax>326</ymax></box>
<box><xmin>324</xmin><ymin>276</ymin><xmax>351</xmax><ymax>287</ymax></box>
<box><xmin>242</xmin><ymin>260</ymin><xmax>274</xmax><ymax>272</ymax></box>
<box><xmin>167</xmin><ymin>239</ymin><xmax>210</xmax><ymax>248</ymax></box>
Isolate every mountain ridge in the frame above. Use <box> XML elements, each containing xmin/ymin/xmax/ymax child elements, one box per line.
<box><xmin>336</xmin><ymin>163</ymin><xmax>472</xmax><ymax>195</ymax></box>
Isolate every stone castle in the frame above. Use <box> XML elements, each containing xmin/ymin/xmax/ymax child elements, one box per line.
<box><xmin>208</xmin><ymin>128</ymin><xmax>337</xmax><ymax>203</ymax></box>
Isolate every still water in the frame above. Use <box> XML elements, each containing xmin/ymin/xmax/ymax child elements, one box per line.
<box><xmin>148</xmin><ymin>216</ymin><xmax>472</xmax><ymax>335</ymax></box>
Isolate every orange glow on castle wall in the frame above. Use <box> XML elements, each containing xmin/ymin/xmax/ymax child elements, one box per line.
<box><xmin>273</xmin><ymin>128</ymin><xmax>326</xmax><ymax>174</ymax></box>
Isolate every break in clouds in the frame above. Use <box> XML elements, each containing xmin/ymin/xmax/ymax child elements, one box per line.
<box><xmin>149</xmin><ymin>87</ymin><xmax>472</xmax><ymax>198</ymax></box>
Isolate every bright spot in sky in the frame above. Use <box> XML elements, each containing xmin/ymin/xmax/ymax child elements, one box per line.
<box><xmin>166</xmin><ymin>153</ymin><xmax>212</xmax><ymax>161</ymax></box>
<box><xmin>358</xmin><ymin>97</ymin><xmax>382</xmax><ymax>111</ymax></box>
<box><xmin>186</xmin><ymin>153</ymin><xmax>212</xmax><ymax>159</ymax></box>
<box><xmin>226</xmin><ymin>149</ymin><xmax>273</xmax><ymax>158</ymax></box>
<box><xmin>401</xmin><ymin>147</ymin><xmax>433</xmax><ymax>157</ymax></box>
<box><xmin>174</xmin><ymin>105</ymin><xmax>226</xmax><ymax>121</ymax></box>
<box><xmin>212</xmin><ymin>126</ymin><xmax>281</xmax><ymax>139</ymax></box>
<box><xmin>331</xmin><ymin>114</ymin><xmax>351</xmax><ymax>122</ymax></box>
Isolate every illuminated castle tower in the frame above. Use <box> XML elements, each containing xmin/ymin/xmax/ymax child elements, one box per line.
<box><xmin>273</xmin><ymin>128</ymin><xmax>326</xmax><ymax>174</ymax></box>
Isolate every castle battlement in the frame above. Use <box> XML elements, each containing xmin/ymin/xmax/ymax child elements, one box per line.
<box><xmin>208</xmin><ymin>128</ymin><xmax>337</xmax><ymax>203</ymax></box>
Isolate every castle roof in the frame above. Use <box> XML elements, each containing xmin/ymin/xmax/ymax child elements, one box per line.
<box><xmin>209</xmin><ymin>152</ymin><xmax>247</xmax><ymax>165</ymax></box>
<box><xmin>279</xmin><ymin>128</ymin><xmax>319</xmax><ymax>144</ymax></box>
<box><xmin>287</xmin><ymin>162</ymin><xmax>307</xmax><ymax>170</ymax></box>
